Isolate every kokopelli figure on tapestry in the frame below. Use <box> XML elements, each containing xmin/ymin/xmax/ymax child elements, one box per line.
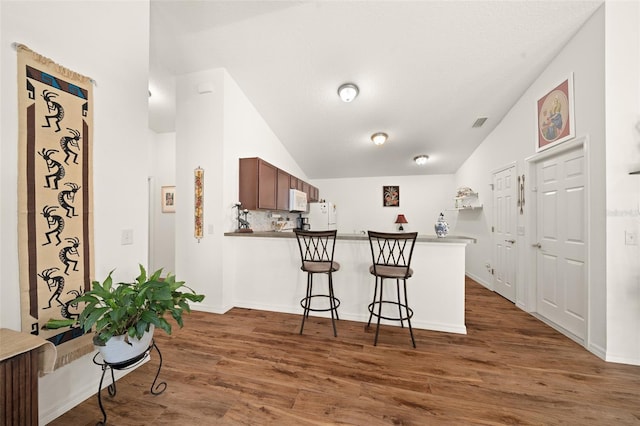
<box><xmin>38</xmin><ymin>267</ymin><xmax>65</xmax><ymax>309</ymax></box>
<box><xmin>38</xmin><ymin>148</ymin><xmax>66</xmax><ymax>190</ymax></box>
<box><xmin>60</xmin><ymin>289</ymin><xmax>83</xmax><ymax>321</ymax></box>
<box><xmin>59</xmin><ymin>237</ymin><xmax>80</xmax><ymax>275</ymax></box>
<box><xmin>41</xmin><ymin>90</ymin><xmax>65</xmax><ymax>132</ymax></box>
<box><xmin>60</xmin><ymin>128</ymin><xmax>81</xmax><ymax>165</ymax></box>
<box><xmin>41</xmin><ymin>205</ymin><xmax>65</xmax><ymax>246</ymax></box>
<box><xmin>58</xmin><ymin>182</ymin><xmax>81</xmax><ymax>218</ymax></box>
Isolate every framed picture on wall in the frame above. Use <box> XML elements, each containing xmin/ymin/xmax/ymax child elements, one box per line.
<box><xmin>383</xmin><ymin>185</ymin><xmax>399</xmax><ymax>207</ymax></box>
<box><xmin>536</xmin><ymin>73</ymin><xmax>575</xmax><ymax>152</ymax></box>
<box><xmin>161</xmin><ymin>186</ymin><xmax>176</xmax><ymax>213</ymax></box>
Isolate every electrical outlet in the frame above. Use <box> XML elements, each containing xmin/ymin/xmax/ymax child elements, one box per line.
<box><xmin>121</xmin><ymin>229</ymin><xmax>133</xmax><ymax>245</ymax></box>
<box><xmin>625</xmin><ymin>231</ymin><xmax>638</xmax><ymax>246</ymax></box>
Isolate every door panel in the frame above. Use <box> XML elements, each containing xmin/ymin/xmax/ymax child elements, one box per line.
<box><xmin>535</xmin><ymin>146</ymin><xmax>586</xmax><ymax>339</ymax></box>
<box><xmin>492</xmin><ymin>165</ymin><xmax>516</xmax><ymax>302</ymax></box>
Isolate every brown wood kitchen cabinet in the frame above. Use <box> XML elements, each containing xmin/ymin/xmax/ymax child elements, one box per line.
<box><xmin>239</xmin><ymin>157</ymin><xmax>278</xmax><ymax>210</ymax></box>
<box><xmin>276</xmin><ymin>169</ymin><xmax>290</xmax><ymax>211</ymax></box>
<box><xmin>309</xmin><ymin>185</ymin><xmax>319</xmax><ymax>202</ymax></box>
<box><xmin>239</xmin><ymin>157</ymin><xmax>319</xmax><ymax>211</ymax></box>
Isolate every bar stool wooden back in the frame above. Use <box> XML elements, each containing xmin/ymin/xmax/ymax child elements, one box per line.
<box><xmin>294</xmin><ymin>229</ymin><xmax>341</xmax><ymax>336</ymax></box>
<box><xmin>367</xmin><ymin>231</ymin><xmax>418</xmax><ymax>347</ymax></box>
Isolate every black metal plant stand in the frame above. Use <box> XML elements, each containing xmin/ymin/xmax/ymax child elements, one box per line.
<box><xmin>92</xmin><ymin>340</ymin><xmax>166</xmax><ymax>426</ymax></box>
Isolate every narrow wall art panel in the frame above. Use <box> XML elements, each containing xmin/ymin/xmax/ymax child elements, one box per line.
<box><xmin>16</xmin><ymin>44</ymin><xmax>95</xmax><ymax>368</ymax></box>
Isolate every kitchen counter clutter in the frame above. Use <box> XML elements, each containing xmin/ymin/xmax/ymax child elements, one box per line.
<box><xmin>223</xmin><ymin>230</ymin><xmax>473</xmax><ymax>335</ymax></box>
<box><xmin>224</xmin><ymin>231</ymin><xmax>476</xmax><ymax>244</ymax></box>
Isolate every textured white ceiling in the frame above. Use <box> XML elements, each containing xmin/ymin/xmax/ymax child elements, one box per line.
<box><xmin>149</xmin><ymin>0</ymin><xmax>602</xmax><ymax>179</ymax></box>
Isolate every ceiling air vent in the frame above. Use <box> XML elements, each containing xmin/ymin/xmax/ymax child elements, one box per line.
<box><xmin>472</xmin><ymin>117</ymin><xmax>488</xmax><ymax>128</ymax></box>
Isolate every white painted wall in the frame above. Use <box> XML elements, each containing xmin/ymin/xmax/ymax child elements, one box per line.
<box><xmin>175</xmin><ymin>68</ymin><xmax>307</xmax><ymax>313</ymax></box>
<box><xmin>604</xmin><ymin>1</ymin><xmax>640</xmax><ymax>365</ymax></box>
<box><xmin>455</xmin><ymin>5</ymin><xmax>640</xmax><ymax>365</ymax></box>
<box><xmin>174</xmin><ymin>69</ymin><xmax>226</xmax><ymax>313</ymax></box>
<box><xmin>0</xmin><ymin>1</ymin><xmax>151</xmax><ymax>423</ymax></box>
<box><xmin>222</xmin><ymin>68</ymin><xmax>308</xmax><ymax>231</ymax></box>
<box><xmin>458</xmin><ymin>5</ymin><xmax>607</xmax><ymax>351</ymax></box>
<box><xmin>311</xmin><ymin>175</ymin><xmax>456</xmax><ymax>235</ymax></box>
<box><xmin>149</xmin><ymin>131</ymin><xmax>176</xmax><ymax>273</ymax></box>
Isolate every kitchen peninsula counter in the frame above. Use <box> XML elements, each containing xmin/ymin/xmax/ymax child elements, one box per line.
<box><xmin>224</xmin><ymin>231</ymin><xmax>476</xmax><ymax>244</ymax></box>
<box><xmin>222</xmin><ymin>230</ymin><xmax>473</xmax><ymax>335</ymax></box>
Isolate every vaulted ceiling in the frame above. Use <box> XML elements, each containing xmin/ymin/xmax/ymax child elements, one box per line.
<box><xmin>149</xmin><ymin>0</ymin><xmax>602</xmax><ymax>179</ymax></box>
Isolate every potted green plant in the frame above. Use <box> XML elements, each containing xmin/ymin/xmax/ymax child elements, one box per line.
<box><xmin>73</xmin><ymin>265</ymin><xmax>205</xmax><ymax>363</ymax></box>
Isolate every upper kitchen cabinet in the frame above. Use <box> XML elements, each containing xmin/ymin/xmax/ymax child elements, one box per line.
<box><xmin>239</xmin><ymin>157</ymin><xmax>317</xmax><ymax>211</ymax></box>
<box><xmin>309</xmin><ymin>185</ymin><xmax>319</xmax><ymax>202</ymax></box>
<box><xmin>239</xmin><ymin>157</ymin><xmax>278</xmax><ymax>210</ymax></box>
<box><xmin>276</xmin><ymin>169</ymin><xmax>290</xmax><ymax>211</ymax></box>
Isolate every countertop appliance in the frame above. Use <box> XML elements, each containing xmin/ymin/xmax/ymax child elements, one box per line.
<box><xmin>296</xmin><ymin>215</ymin><xmax>310</xmax><ymax>231</ymax></box>
<box><xmin>307</xmin><ymin>202</ymin><xmax>337</xmax><ymax>231</ymax></box>
<box><xmin>289</xmin><ymin>189</ymin><xmax>308</xmax><ymax>212</ymax></box>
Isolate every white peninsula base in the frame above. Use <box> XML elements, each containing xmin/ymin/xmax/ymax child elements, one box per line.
<box><xmin>223</xmin><ymin>232</ymin><xmax>471</xmax><ymax>335</ymax></box>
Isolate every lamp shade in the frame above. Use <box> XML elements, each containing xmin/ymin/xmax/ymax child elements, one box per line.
<box><xmin>395</xmin><ymin>214</ymin><xmax>408</xmax><ymax>224</ymax></box>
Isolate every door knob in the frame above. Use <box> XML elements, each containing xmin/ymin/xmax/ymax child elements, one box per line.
<box><xmin>532</xmin><ymin>243</ymin><xmax>542</xmax><ymax>248</ymax></box>
<box><xmin>505</xmin><ymin>239</ymin><xmax>516</xmax><ymax>244</ymax></box>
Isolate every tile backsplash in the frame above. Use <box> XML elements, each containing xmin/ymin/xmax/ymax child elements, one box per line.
<box><xmin>236</xmin><ymin>210</ymin><xmax>300</xmax><ymax>232</ymax></box>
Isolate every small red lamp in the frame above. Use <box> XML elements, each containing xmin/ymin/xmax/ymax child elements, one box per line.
<box><xmin>395</xmin><ymin>214</ymin><xmax>408</xmax><ymax>231</ymax></box>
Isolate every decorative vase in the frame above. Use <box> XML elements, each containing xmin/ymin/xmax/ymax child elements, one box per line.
<box><xmin>434</xmin><ymin>212</ymin><xmax>449</xmax><ymax>238</ymax></box>
<box><xmin>98</xmin><ymin>324</ymin><xmax>155</xmax><ymax>364</ymax></box>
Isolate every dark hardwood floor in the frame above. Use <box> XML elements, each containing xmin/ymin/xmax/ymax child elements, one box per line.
<box><xmin>49</xmin><ymin>278</ymin><xmax>640</xmax><ymax>425</ymax></box>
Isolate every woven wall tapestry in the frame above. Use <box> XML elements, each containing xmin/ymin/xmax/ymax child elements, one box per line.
<box><xmin>17</xmin><ymin>44</ymin><xmax>95</xmax><ymax>369</ymax></box>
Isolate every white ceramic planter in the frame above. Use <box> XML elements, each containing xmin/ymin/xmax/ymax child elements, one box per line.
<box><xmin>98</xmin><ymin>325</ymin><xmax>155</xmax><ymax>364</ymax></box>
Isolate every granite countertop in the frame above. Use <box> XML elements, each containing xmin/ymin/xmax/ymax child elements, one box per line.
<box><xmin>224</xmin><ymin>231</ymin><xmax>476</xmax><ymax>244</ymax></box>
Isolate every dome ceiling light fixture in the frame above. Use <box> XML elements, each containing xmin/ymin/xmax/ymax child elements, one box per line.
<box><xmin>371</xmin><ymin>132</ymin><xmax>388</xmax><ymax>146</ymax></box>
<box><xmin>414</xmin><ymin>155</ymin><xmax>429</xmax><ymax>165</ymax></box>
<box><xmin>337</xmin><ymin>83</ymin><xmax>359</xmax><ymax>102</ymax></box>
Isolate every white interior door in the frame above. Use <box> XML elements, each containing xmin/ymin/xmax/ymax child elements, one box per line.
<box><xmin>535</xmin><ymin>146</ymin><xmax>586</xmax><ymax>340</ymax></box>
<box><xmin>492</xmin><ymin>165</ymin><xmax>517</xmax><ymax>302</ymax></box>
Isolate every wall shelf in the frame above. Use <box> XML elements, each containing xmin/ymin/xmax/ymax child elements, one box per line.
<box><xmin>446</xmin><ymin>205</ymin><xmax>483</xmax><ymax>211</ymax></box>
<box><xmin>452</xmin><ymin>190</ymin><xmax>481</xmax><ymax>210</ymax></box>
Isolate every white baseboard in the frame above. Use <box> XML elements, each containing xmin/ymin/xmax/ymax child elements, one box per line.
<box><xmin>192</xmin><ymin>301</ymin><xmax>232</xmax><ymax>315</ymax></box>
<box><xmin>605</xmin><ymin>352</ymin><xmax>640</xmax><ymax>366</ymax></box>
<box><xmin>465</xmin><ymin>272</ymin><xmax>492</xmax><ymax>289</ymax></box>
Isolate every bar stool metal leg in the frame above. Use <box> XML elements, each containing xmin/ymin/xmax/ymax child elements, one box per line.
<box><xmin>367</xmin><ymin>277</ymin><xmax>379</xmax><ymax>327</ymax></box>
<box><xmin>300</xmin><ymin>274</ymin><xmax>312</xmax><ymax>334</ymax></box>
<box><xmin>396</xmin><ymin>279</ymin><xmax>404</xmax><ymax>328</ymax></box>
<box><xmin>328</xmin><ymin>273</ymin><xmax>337</xmax><ymax>337</ymax></box>
<box><xmin>404</xmin><ymin>280</ymin><xmax>416</xmax><ymax>348</ymax></box>
<box><xmin>374</xmin><ymin>278</ymin><xmax>385</xmax><ymax>346</ymax></box>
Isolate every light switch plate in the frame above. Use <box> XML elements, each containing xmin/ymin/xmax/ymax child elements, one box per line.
<box><xmin>121</xmin><ymin>229</ymin><xmax>133</xmax><ymax>245</ymax></box>
<box><xmin>625</xmin><ymin>231</ymin><xmax>638</xmax><ymax>246</ymax></box>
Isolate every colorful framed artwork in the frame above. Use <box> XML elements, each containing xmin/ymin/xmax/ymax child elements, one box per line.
<box><xmin>383</xmin><ymin>185</ymin><xmax>399</xmax><ymax>207</ymax></box>
<box><xmin>536</xmin><ymin>73</ymin><xmax>575</xmax><ymax>152</ymax></box>
<box><xmin>161</xmin><ymin>186</ymin><xmax>176</xmax><ymax>213</ymax></box>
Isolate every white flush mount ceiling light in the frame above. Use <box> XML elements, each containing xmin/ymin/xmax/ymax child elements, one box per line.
<box><xmin>371</xmin><ymin>132</ymin><xmax>388</xmax><ymax>145</ymax></box>
<box><xmin>414</xmin><ymin>155</ymin><xmax>429</xmax><ymax>165</ymax></box>
<box><xmin>338</xmin><ymin>83</ymin><xmax>359</xmax><ymax>102</ymax></box>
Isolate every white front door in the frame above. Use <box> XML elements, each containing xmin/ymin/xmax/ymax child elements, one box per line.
<box><xmin>492</xmin><ymin>165</ymin><xmax>517</xmax><ymax>302</ymax></box>
<box><xmin>535</xmin><ymin>146</ymin><xmax>586</xmax><ymax>340</ymax></box>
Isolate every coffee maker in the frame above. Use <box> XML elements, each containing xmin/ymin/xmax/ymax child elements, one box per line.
<box><xmin>296</xmin><ymin>214</ymin><xmax>310</xmax><ymax>230</ymax></box>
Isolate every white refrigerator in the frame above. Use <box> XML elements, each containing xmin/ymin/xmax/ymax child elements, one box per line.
<box><xmin>307</xmin><ymin>202</ymin><xmax>337</xmax><ymax>231</ymax></box>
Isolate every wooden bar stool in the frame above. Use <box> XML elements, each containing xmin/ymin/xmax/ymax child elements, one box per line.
<box><xmin>294</xmin><ymin>229</ymin><xmax>341</xmax><ymax>336</ymax></box>
<box><xmin>366</xmin><ymin>231</ymin><xmax>418</xmax><ymax>347</ymax></box>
